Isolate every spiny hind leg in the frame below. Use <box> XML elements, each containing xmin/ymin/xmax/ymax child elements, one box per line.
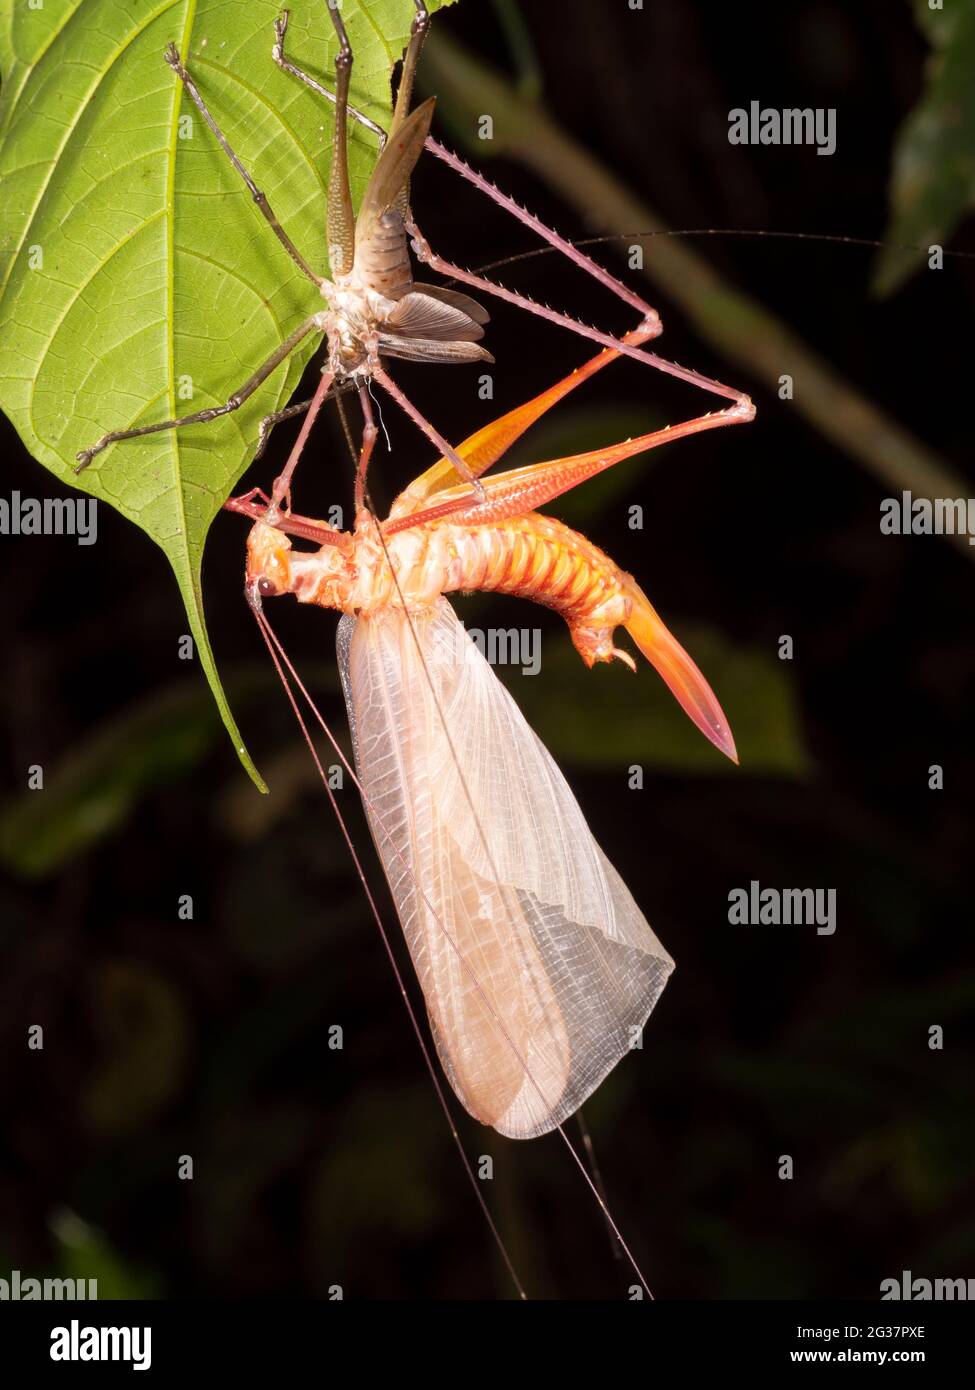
<box><xmin>389</xmin><ymin>405</ymin><xmax>753</xmax><ymax>535</ymax></box>
<box><xmin>391</xmin><ymin>321</ymin><xmax>663</xmax><ymax>516</ymax></box>
<box><xmin>408</xmin><ymin>213</ymin><xmax>753</xmax><ymax>415</ymax></box>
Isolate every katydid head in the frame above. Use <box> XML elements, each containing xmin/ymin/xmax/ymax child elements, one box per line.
<box><xmin>245</xmin><ymin>520</ymin><xmax>293</xmax><ymax>609</ymax></box>
<box><xmin>239</xmin><ymin>506</ymin><xmax>356</xmax><ymax>614</ymax></box>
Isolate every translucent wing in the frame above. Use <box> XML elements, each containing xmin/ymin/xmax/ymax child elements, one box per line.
<box><xmin>338</xmin><ymin>601</ymin><xmax>674</xmax><ymax>1139</ymax></box>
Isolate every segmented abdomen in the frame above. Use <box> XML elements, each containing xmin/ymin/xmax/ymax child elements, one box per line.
<box><xmin>356</xmin><ymin>210</ymin><xmax>413</xmax><ymax>300</ymax></box>
<box><xmin>438</xmin><ymin>514</ymin><xmax>632</xmax><ymax>665</ymax></box>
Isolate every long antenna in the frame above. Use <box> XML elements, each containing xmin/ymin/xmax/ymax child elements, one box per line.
<box><xmin>464</xmin><ymin>227</ymin><xmax>975</xmax><ymax>281</ymax></box>
<box><xmin>249</xmin><ymin>599</ymin><xmax>529</xmax><ymax>1300</ymax></box>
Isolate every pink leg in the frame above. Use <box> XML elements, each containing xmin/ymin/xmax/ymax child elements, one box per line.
<box><xmin>371</xmin><ymin>364</ymin><xmax>485</xmax><ymax>495</ymax></box>
<box><xmin>391</xmin><ymin>318</ymin><xmax>661</xmax><ymax>518</ymax></box>
<box><xmin>231</xmin><ymin>486</ymin><xmax>273</xmax><ymax>510</ymax></box>
<box><xmin>387</xmin><ymin>405</ymin><xmax>750</xmax><ymax>536</ymax></box>
<box><xmin>354</xmin><ymin>385</ymin><xmax>379</xmax><ymax>513</ymax></box>
<box><xmin>271</xmin><ymin>367</ymin><xmax>336</xmax><ymax>509</ymax></box>
<box><xmin>406</xmin><ymin>213</ymin><xmax>754</xmax><ymax>415</ymax></box>
<box><xmin>426</xmin><ymin>137</ymin><xmax>656</xmax><ymax>321</ymax></box>
<box><xmin>224</xmin><ymin>493</ymin><xmax>347</xmax><ymax>547</ymax></box>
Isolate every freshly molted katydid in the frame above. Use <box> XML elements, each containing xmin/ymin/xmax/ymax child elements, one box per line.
<box><xmin>76</xmin><ymin>1</ymin><xmax>753</xmax><ymax>517</ymax></box>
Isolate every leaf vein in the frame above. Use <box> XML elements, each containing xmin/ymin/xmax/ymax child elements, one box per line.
<box><xmin>0</xmin><ymin>0</ymin><xmax>183</xmax><ymax>306</ymax></box>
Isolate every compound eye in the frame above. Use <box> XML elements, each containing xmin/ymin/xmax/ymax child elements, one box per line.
<box><xmin>257</xmin><ymin>576</ymin><xmax>276</xmax><ymax>597</ymax></box>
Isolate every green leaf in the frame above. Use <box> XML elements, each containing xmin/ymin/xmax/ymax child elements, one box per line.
<box><xmin>0</xmin><ymin>0</ymin><xmax>451</xmax><ymax>788</ymax></box>
<box><xmin>873</xmin><ymin>0</ymin><xmax>975</xmax><ymax>296</ymax></box>
<box><xmin>505</xmin><ymin>625</ymin><xmax>810</xmax><ymax>776</ymax></box>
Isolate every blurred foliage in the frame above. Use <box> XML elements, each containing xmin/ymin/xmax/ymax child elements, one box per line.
<box><xmin>0</xmin><ymin>673</ymin><xmax>265</xmax><ymax>879</ymax></box>
<box><xmin>82</xmin><ymin>961</ymin><xmax>191</xmax><ymax>1138</ymax></box>
<box><xmin>305</xmin><ymin>1088</ymin><xmax>446</xmax><ymax>1281</ymax></box>
<box><xmin>490</xmin><ymin>0</ymin><xmax>542</xmax><ymax>100</ymax></box>
<box><xmin>874</xmin><ymin>0</ymin><xmax>975</xmax><ymax>294</ymax></box>
<box><xmin>0</xmin><ymin>1209</ymin><xmax>161</xmax><ymax>1299</ymax></box>
<box><xmin>510</xmin><ymin>629</ymin><xmax>808</xmax><ymax>775</ymax></box>
<box><xmin>50</xmin><ymin>1209</ymin><xmax>161</xmax><ymax>1300</ymax></box>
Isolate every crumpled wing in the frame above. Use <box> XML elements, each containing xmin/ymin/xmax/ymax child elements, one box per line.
<box><xmin>411</xmin><ymin>283</ymin><xmax>490</xmax><ymax>325</ymax></box>
<box><xmin>356</xmin><ymin>98</ymin><xmax>435</xmax><ymax>245</ymax></box>
<box><xmin>376</xmin><ymin>332</ymin><xmax>494</xmax><ymax>365</ymax></box>
<box><xmin>337</xmin><ymin>601</ymin><xmax>673</xmax><ymax>1139</ymax></box>
<box><xmin>384</xmin><ymin>290</ymin><xmax>486</xmax><ymax>342</ymax></box>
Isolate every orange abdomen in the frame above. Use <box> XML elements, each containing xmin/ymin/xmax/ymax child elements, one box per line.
<box><xmin>434</xmin><ymin>513</ymin><xmax>634</xmax><ymax>667</ymax></box>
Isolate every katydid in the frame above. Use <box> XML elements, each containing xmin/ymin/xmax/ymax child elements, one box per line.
<box><xmin>75</xmin><ymin>1</ymin><xmax>754</xmax><ymax>514</ymax></box>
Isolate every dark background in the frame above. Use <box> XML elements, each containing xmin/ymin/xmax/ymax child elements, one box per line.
<box><xmin>1</xmin><ymin>0</ymin><xmax>973</xmax><ymax>1300</ymax></box>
